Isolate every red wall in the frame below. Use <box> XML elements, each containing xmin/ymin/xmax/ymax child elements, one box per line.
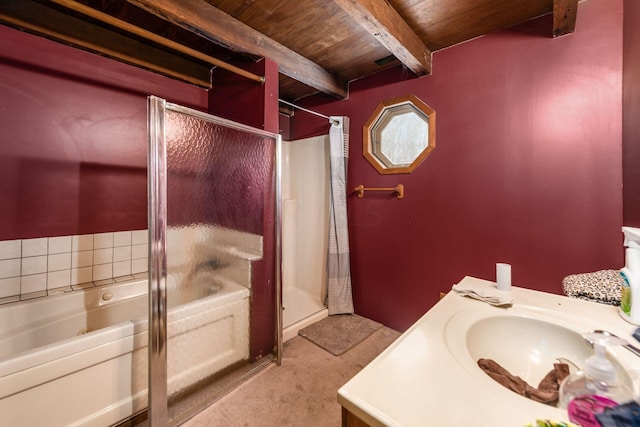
<box><xmin>290</xmin><ymin>0</ymin><xmax>624</xmax><ymax>331</ymax></box>
<box><xmin>0</xmin><ymin>25</ymin><xmax>208</xmax><ymax>240</ymax></box>
<box><xmin>209</xmin><ymin>58</ymin><xmax>280</xmax><ymax>133</ymax></box>
<box><xmin>623</xmin><ymin>0</ymin><xmax>640</xmax><ymax>227</ymax></box>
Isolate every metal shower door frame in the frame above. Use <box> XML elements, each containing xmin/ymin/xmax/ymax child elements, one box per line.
<box><xmin>147</xmin><ymin>95</ymin><xmax>283</xmax><ymax>426</ymax></box>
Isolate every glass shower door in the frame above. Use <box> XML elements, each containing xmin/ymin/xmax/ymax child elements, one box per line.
<box><xmin>148</xmin><ymin>96</ymin><xmax>282</xmax><ymax>426</ymax></box>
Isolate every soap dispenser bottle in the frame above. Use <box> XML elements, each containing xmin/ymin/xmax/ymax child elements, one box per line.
<box><xmin>620</xmin><ymin>226</ymin><xmax>640</xmax><ymax>325</ymax></box>
<box><xmin>558</xmin><ymin>333</ymin><xmax>634</xmax><ymax>427</ymax></box>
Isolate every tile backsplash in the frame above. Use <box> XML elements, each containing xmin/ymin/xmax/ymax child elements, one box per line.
<box><xmin>0</xmin><ymin>230</ymin><xmax>148</xmax><ymax>304</ymax></box>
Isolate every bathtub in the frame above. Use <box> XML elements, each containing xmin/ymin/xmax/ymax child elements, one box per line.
<box><xmin>0</xmin><ymin>277</ymin><xmax>250</xmax><ymax>427</ymax></box>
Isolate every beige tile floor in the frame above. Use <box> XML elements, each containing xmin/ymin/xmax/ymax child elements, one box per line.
<box><xmin>182</xmin><ymin>326</ymin><xmax>400</xmax><ymax>427</ymax></box>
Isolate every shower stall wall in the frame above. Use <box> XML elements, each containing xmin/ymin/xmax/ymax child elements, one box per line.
<box><xmin>281</xmin><ymin>135</ymin><xmax>330</xmax><ymax>341</ymax></box>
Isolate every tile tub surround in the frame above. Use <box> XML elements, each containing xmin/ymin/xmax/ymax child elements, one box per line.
<box><xmin>0</xmin><ymin>230</ymin><xmax>148</xmax><ymax>303</ymax></box>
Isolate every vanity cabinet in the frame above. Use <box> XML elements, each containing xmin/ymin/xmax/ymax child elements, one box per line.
<box><xmin>342</xmin><ymin>408</ymin><xmax>371</xmax><ymax>427</ymax></box>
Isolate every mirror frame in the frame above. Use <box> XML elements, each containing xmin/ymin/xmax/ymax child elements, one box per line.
<box><xmin>363</xmin><ymin>94</ymin><xmax>436</xmax><ymax>174</ymax></box>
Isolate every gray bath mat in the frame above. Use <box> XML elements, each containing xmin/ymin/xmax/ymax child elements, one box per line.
<box><xmin>298</xmin><ymin>314</ymin><xmax>383</xmax><ymax>356</ymax></box>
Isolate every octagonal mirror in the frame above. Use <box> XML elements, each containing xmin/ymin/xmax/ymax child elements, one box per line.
<box><xmin>363</xmin><ymin>94</ymin><xmax>435</xmax><ymax>174</ymax></box>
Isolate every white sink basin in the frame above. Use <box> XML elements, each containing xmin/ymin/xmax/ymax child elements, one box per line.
<box><xmin>467</xmin><ymin>315</ymin><xmax>590</xmax><ymax>384</ymax></box>
<box><xmin>338</xmin><ymin>278</ymin><xmax>640</xmax><ymax>426</ymax></box>
<box><xmin>446</xmin><ymin>307</ymin><xmax>633</xmax><ymax>395</ymax></box>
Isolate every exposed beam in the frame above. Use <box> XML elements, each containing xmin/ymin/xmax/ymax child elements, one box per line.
<box><xmin>553</xmin><ymin>0</ymin><xmax>578</xmax><ymax>37</ymax></box>
<box><xmin>331</xmin><ymin>0</ymin><xmax>432</xmax><ymax>75</ymax></box>
<box><xmin>278</xmin><ymin>104</ymin><xmax>294</xmax><ymax>117</ymax></box>
<box><xmin>0</xmin><ymin>0</ymin><xmax>212</xmax><ymax>87</ymax></box>
<box><xmin>50</xmin><ymin>0</ymin><xmax>264</xmax><ymax>84</ymax></box>
<box><xmin>127</xmin><ymin>0</ymin><xmax>348</xmax><ymax>99</ymax></box>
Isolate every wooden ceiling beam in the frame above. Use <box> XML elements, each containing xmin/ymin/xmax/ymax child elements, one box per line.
<box><xmin>331</xmin><ymin>0</ymin><xmax>432</xmax><ymax>75</ymax></box>
<box><xmin>0</xmin><ymin>0</ymin><xmax>212</xmax><ymax>87</ymax></box>
<box><xmin>553</xmin><ymin>0</ymin><xmax>578</xmax><ymax>37</ymax></box>
<box><xmin>50</xmin><ymin>0</ymin><xmax>264</xmax><ymax>84</ymax></box>
<box><xmin>127</xmin><ymin>0</ymin><xmax>348</xmax><ymax>99</ymax></box>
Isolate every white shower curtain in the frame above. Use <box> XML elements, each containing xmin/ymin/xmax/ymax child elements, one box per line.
<box><xmin>326</xmin><ymin>116</ymin><xmax>354</xmax><ymax>315</ymax></box>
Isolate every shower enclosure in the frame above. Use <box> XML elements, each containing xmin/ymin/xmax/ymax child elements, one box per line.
<box><xmin>281</xmin><ymin>135</ymin><xmax>330</xmax><ymax>341</ymax></box>
<box><xmin>148</xmin><ymin>96</ymin><xmax>282</xmax><ymax>425</ymax></box>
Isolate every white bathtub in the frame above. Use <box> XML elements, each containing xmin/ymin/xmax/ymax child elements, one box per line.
<box><xmin>0</xmin><ymin>277</ymin><xmax>250</xmax><ymax>427</ymax></box>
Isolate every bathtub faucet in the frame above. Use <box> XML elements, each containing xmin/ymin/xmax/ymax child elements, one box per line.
<box><xmin>188</xmin><ymin>258</ymin><xmax>227</xmax><ymax>279</ymax></box>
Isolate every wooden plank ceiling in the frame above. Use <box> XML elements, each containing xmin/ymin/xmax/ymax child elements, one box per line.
<box><xmin>0</xmin><ymin>0</ymin><xmax>579</xmax><ymax>103</ymax></box>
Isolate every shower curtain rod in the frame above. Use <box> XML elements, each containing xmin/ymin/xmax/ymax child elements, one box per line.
<box><xmin>49</xmin><ymin>0</ymin><xmax>265</xmax><ymax>84</ymax></box>
<box><xmin>279</xmin><ymin>99</ymin><xmax>339</xmax><ymax>125</ymax></box>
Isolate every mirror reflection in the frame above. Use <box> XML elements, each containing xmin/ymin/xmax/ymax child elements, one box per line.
<box><xmin>363</xmin><ymin>94</ymin><xmax>435</xmax><ymax>174</ymax></box>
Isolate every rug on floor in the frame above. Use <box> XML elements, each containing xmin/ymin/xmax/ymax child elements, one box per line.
<box><xmin>298</xmin><ymin>314</ymin><xmax>383</xmax><ymax>356</ymax></box>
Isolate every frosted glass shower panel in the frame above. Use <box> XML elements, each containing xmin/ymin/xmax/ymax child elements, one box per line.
<box><xmin>160</xmin><ymin>106</ymin><xmax>277</xmax><ymax>425</ymax></box>
<box><xmin>165</xmin><ymin>111</ymin><xmax>272</xmax><ymax>234</ymax></box>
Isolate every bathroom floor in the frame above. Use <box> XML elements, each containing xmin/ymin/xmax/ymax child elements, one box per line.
<box><xmin>182</xmin><ymin>325</ymin><xmax>400</xmax><ymax>426</ymax></box>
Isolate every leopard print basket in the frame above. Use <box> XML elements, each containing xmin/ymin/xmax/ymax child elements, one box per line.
<box><xmin>562</xmin><ymin>269</ymin><xmax>623</xmax><ymax>306</ymax></box>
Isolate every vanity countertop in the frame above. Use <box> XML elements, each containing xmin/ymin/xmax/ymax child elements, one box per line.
<box><xmin>337</xmin><ymin>276</ymin><xmax>639</xmax><ymax>427</ymax></box>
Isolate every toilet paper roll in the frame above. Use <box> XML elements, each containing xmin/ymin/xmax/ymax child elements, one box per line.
<box><xmin>496</xmin><ymin>263</ymin><xmax>512</xmax><ymax>291</ymax></box>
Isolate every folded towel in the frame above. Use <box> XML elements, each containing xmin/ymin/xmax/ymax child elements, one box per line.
<box><xmin>533</xmin><ymin>362</ymin><xmax>571</xmax><ymax>405</ymax></box>
<box><xmin>562</xmin><ymin>270</ymin><xmax>623</xmax><ymax>306</ymax></box>
<box><xmin>452</xmin><ymin>279</ymin><xmax>513</xmax><ymax>307</ymax></box>
<box><xmin>477</xmin><ymin>358</ymin><xmax>526</xmax><ymax>395</ymax></box>
<box><xmin>478</xmin><ymin>358</ymin><xmax>570</xmax><ymax>406</ymax></box>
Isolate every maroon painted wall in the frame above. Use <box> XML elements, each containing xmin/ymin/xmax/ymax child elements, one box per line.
<box><xmin>209</xmin><ymin>58</ymin><xmax>280</xmax><ymax>134</ymax></box>
<box><xmin>290</xmin><ymin>0</ymin><xmax>624</xmax><ymax>331</ymax></box>
<box><xmin>0</xmin><ymin>25</ymin><xmax>208</xmax><ymax>240</ymax></box>
<box><xmin>623</xmin><ymin>0</ymin><xmax>640</xmax><ymax>227</ymax></box>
